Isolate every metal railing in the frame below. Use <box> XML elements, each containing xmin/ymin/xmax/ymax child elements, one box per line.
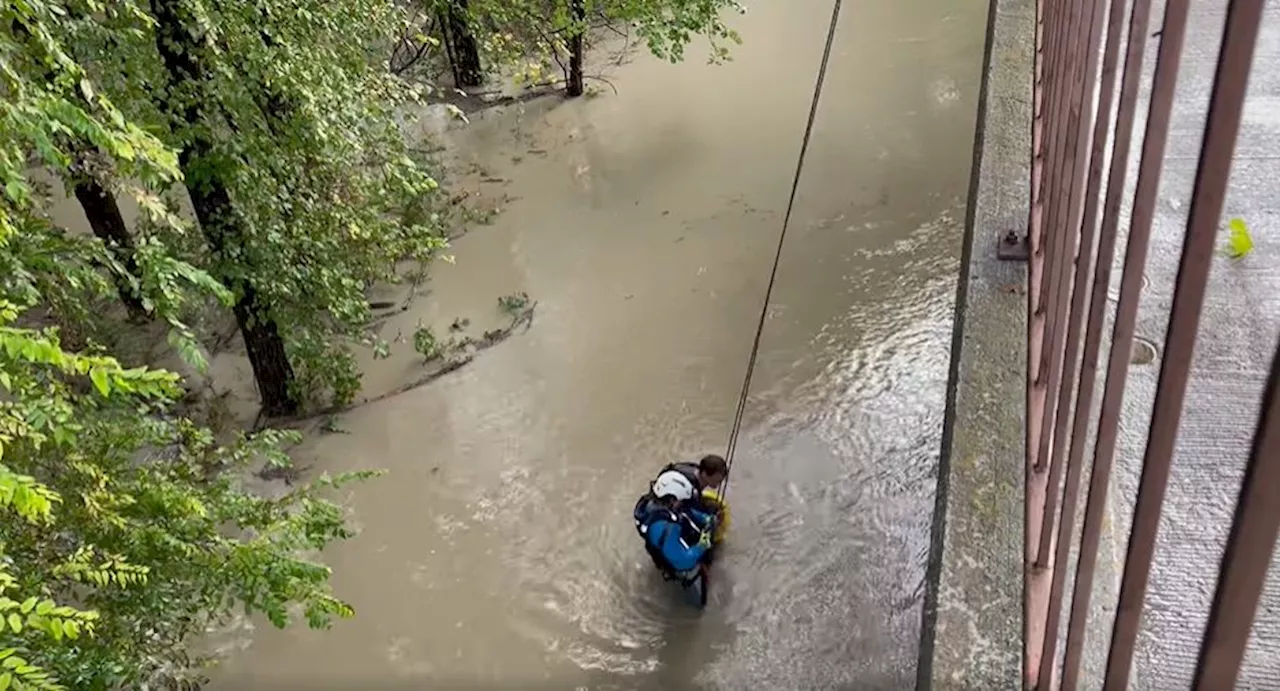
<box><xmin>1019</xmin><ymin>0</ymin><xmax>1276</xmax><ymax>687</ymax></box>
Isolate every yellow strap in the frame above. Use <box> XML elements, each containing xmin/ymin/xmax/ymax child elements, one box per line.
<box><xmin>701</xmin><ymin>488</ymin><xmax>731</xmax><ymax>542</ymax></box>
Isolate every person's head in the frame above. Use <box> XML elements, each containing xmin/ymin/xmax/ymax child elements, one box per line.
<box><xmin>697</xmin><ymin>454</ymin><xmax>727</xmax><ymax>488</ymax></box>
<box><xmin>652</xmin><ymin>470</ymin><xmax>696</xmax><ymax>508</ymax></box>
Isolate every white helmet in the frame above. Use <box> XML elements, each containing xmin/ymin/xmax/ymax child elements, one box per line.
<box><xmin>652</xmin><ymin>470</ymin><xmax>695</xmax><ymax>501</ymax></box>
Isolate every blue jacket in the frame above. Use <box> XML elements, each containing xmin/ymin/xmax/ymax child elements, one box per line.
<box><xmin>639</xmin><ymin>504</ymin><xmax>714</xmax><ymax>573</ymax></box>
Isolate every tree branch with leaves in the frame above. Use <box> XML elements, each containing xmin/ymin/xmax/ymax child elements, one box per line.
<box><xmin>0</xmin><ymin>298</ymin><xmax>373</xmax><ymax>688</ymax></box>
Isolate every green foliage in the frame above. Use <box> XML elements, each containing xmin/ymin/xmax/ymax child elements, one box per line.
<box><xmin>402</xmin><ymin>0</ymin><xmax>743</xmax><ymax>89</ymax></box>
<box><xmin>0</xmin><ymin>644</ymin><xmax>68</xmax><ymax>691</ymax></box>
<box><xmin>2</xmin><ymin>0</ymin><xmax>446</xmax><ymax>685</ymax></box>
<box><xmin>51</xmin><ymin>0</ymin><xmax>457</xmax><ymax>408</ymax></box>
<box><xmin>412</xmin><ymin>324</ymin><xmax>440</xmax><ymax>359</ymax></box>
<box><xmin>1</xmin><ymin>0</ymin><xmax>240</xmax><ymax>380</ymax></box>
<box><xmin>1222</xmin><ymin>217</ymin><xmax>1255</xmax><ymax>260</ymax></box>
<box><xmin>0</xmin><ymin>0</ymin><xmax>180</xmax><ymax>201</ymax></box>
<box><xmin>498</xmin><ymin>291</ymin><xmax>530</xmax><ymax>314</ymax></box>
<box><xmin>606</xmin><ymin>0</ymin><xmax>744</xmax><ymax>63</ymax></box>
<box><xmin>0</xmin><ymin>300</ymin><xmax>369</xmax><ymax>688</ymax></box>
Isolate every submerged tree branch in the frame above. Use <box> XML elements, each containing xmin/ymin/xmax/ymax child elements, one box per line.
<box><xmin>254</xmin><ymin>302</ymin><xmax>536</xmax><ymax>430</ymax></box>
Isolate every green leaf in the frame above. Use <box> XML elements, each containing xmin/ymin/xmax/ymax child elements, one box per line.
<box><xmin>89</xmin><ymin>368</ymin><xmax>110</xmax><ymax>397</ymax></box>
<box><xmin>79</xmin><ymin>78</ymin><xmax>96</xmax><ymax>102</ymax></box>
<box><xmin>115</xmin><ymin>135</ymin><xmax>137</xmax><ymax>161</ymax></box>
<box><xmin>5</xmin><ymin>613</ymin><xmax>19</xmax><ymax>634</ymax></box>
<box><xmin>0</xmin><ymin>671</ymin><xmax>10</xmax><ymax>691</ymax></box>
<box><xmin>3</xmin><ymin>181</ymin><xmax>29</xmax><ymax>207</ymax></box>
<box><xmin>1223</xmin><ymin>217</ymin><xmax>1255</xmax><ymax>259</ymax></box>
<box><xmin>18</xmin><ymin>598</ymin><xmax>35</xmax><ymax>615</ymax></box>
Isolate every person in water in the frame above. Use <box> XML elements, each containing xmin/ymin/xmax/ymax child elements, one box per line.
<box><xmin>653</xmin><ymin>454</ymin><xmax>729</xmax><ymax>541</ymax></box>
<box><xmin>661</xmin><ymin>454</ymin><xmax>728</xmax><ymax>497</ymax></box>
<box><xmin>633</xmin><ymin>470</ymin><xmax>716</xmax><ymax>576</ymax></box>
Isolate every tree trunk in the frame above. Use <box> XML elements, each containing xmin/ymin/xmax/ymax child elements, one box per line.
<box><xmin>150</xmin><ymin>0</ymin><xmax>298</xmax><ymax>416</ymax></box>
<box><xmin>445</xmin><ymin>0</ymin><xmax>483</xmax><ymax>88</ymax></box>
<box><xmin>12</xmin><ymin>18</ymin><xmax>150</xmax><ymax>321</ymax></box>
<box><xmin>232</xmin><ymin>283</ymin><xmax>295</xmax><ymax>414</ymax></box>
<box><xmin>183</xmin><ymin>170</ymin><xmax>296</xmax><ymax>416</ymax></box>
<box><xmin>72</xmin><ymin>179</ymin><xmax>149</xmax><ymax>319</ymax></box>
<box><xmin>567</xmin><ymin>0</ymin><xmax>586</xmax><ymax>97</ymax></box>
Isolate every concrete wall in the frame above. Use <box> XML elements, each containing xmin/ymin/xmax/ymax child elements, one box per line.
<box><xmin>916</xmin><ymin>0</ymin><xmax>1033</xmax><ymax>687</ymax></box>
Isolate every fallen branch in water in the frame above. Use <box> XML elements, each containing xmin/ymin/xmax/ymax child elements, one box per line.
<box><xmin>256</xmin><ymin>461</ymin><xmax>313</xmax><ymax>485</ymax></box>
<box><xmin>253</xmin><ymin>302</ymin><xmax>536</xmax><ymax>432</ymax></box>
<box><xmin>367</xmin><ymin>269</ymin><xmax>430</xmax><ymax>329</ymax></box>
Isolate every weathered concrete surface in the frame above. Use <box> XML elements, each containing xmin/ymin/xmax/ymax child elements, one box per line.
<box><xmin>925</xmin><ymin>1</ymin><xmax>1280</xmax><ymax>689</ymax></box>
<box><xmin>1087</xmin><ymin>2</ymin><xmax>1280</xmax><ymax>688</ymax></box>
<box><xmin>917</xmin><ymin>0</ymin><xmax>1032</xmax><ymax>687</ymax></box>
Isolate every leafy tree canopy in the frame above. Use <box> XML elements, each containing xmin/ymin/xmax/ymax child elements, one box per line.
<box><xmin>67</xmin><ymin>0</ymin><xmax>453</xmax><ymax>407</ymax></box>
<box><xmin>0</xmin><ymin>298</ymin><xmax>373</xmax><ymax>689</ymax></box>
<box><xmin>2</xmin><ymin>1</ymin><xmax>395</xmax><ymax>687</ymax></box>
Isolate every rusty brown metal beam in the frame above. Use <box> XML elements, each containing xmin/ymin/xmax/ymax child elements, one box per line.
<box><xmin>1043</xmin><ymin>0</ymin><xmax>1179</xmax><ymax>677</ymax></box>
<box><xmin>1034</xmin><ymin>0</ymin><xmax>1116</xmax><ymax>683</ymax></box>
<box><xmin>1033</xmin><ymin>0</ymin><xmax>1092</xmax><ymax>487</ymax></box>
<box><xmin>1034</xmin><ymin>0</ymin><xmax>1077</xmax><ymax>304</ymax></box>
<box><xmin>1035</xmin><ymin>0</ymin><xmax>1108</xmax><ymax>571</ymax></box>
<box><xmin>1193</xmin><ymin>341</ymin><xmax>1280</xmax><ymax>688</ymax></box>
<box><xmin>1020</xmin><ymin>0</ymin><xmax>1269</xmax><ymax>686</ymax></box>
<box><xmin>1026</xmin><ymin>0</ymin><xmax>1102</xmax><ymax>684</ymax></box>
<box><xmin>1035</xmin><ymin>0</ymin><xmax>1086</xmax><ymax>358</ymax></box>
<box><xmin>1025</xmin><ymin>1</ymin><xmax>1082</xmax><ymax>683</ymax></box>
<box><xmin>1056</xmin><ymin>0</ymin><xmax>1148</xmax><ymax>686</ymax></box>
<box><xmin>1105</xmin><ymin>0</ymin><xmax>1264</xmax><ymax>685</ymax></box>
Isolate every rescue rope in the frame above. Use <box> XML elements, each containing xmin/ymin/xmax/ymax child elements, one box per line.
<box><xmin>720</xmin><ymin>0</ymin><xmax>845</xmax><ymax>500</ymax></box>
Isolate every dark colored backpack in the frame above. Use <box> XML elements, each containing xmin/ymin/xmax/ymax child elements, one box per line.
<box><xmin>633</xmin><ymin>495</ymin><xmax>677</xmax><ymax>539</ymax></box>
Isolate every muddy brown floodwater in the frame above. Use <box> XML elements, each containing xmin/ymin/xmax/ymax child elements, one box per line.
<box><xmin>212</xmin><ymin>0</ymin><xmax>988</xmax><ymax>687</ymax></box>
